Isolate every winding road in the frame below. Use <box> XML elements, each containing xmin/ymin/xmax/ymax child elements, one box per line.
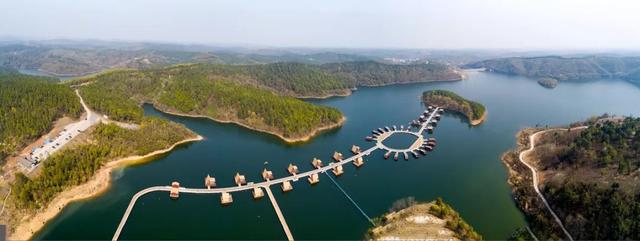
<box><xmin>518</xmin><ymin>127</ymin><xmax>586</xmax><ymax>241</ymax></box>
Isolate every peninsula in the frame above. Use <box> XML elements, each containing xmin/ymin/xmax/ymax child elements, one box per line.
<box><xmin>422</xmin><ymin>90</ymin><xmax>486</xmax><ymax>125</ymax></box>
<box><xmin>502</xmin><ymin>116</ymin><xmax>640</xmax><ymax>240</ymax></box>
<box><xmin>367</xmin><ymin>197</ymin><xmax>482</xmax><ymax>241</ymax></box>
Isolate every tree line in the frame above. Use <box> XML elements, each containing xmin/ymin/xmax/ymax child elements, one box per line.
<box><xmin>0</xmin><ymin>73</ymin><xmax>81</xmax><ymax>164</ymax></box>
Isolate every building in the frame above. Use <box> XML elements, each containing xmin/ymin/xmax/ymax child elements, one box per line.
<box><xmin>262</xmin><ymin>168</ymin><xmax>274</xmax><ymax>181</ymax></box>
<box><xmin>282</xmin><ymin>180</ymin><xmax>293</xmax><ymax>192</ymax></box>
<box><xmin>252</xmin><ymin>187</ymin><xmax>264</xmax><ymax>199</ymax></box>
<box><xmin>311</xmin><ymin>158</ymin><xmax>323</xmax><ymax>169</ymax></box>
<box><xmin>234</xmin><ymin>173</ymin><xmax>247</xmax><ymax>186</ymax></box>
<box><xmin>170</xmin><ymin>181</ymin><xmax>180</xmax><ymax>199</ymax></box>
<box><xmin>308</xmin><ymin>173</ymin><xmax>320</xmax><ymax>184</ymax></box>
<box><xmin>287</xmin><ymin>164</ymin><xmax>299</xmax><ymax>175</ymax></box>
<box><xmin>353</xmin><ymin>156</ymin><xmax>364</xmax><ymax>167</ymax></box>
<box><xmin>351</xmin><ymin>145</ymin><xmax>361</xmax><ymax>154</ymax></box>
<box><xmin>332</xmin><ymin>165</ymin><xmax>344</xmax><ymax>176</ymax></box>
<box><xmin>221</xmin><ymin>192</ymin><xmax>233</xmax><ymax>204</ymax></box>
<box><xmin>333</xmin><ymin>151</ymin><xmax>343</xmax><ymax>162</ymax></box>
<box><xmin>204</xmin><ymin>175</ymin><xmax>216</xmax><ymax>189</ymax></box>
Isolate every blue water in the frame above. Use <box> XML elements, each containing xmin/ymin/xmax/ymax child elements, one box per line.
<box><xmin>35</xmin><ymin>70</ymin><xmax>640</xmax><ymax>240</ymax></box>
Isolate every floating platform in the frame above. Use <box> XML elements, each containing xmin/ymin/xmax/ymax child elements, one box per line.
<box><xmin>170</xmin><ymin>181</ymin><xmax>180</xmax><ymax>199</ymax></box>
<box><xmin>287</xmin><ymin>163</ymin><xmax>299</xmax><ymax>175</ymax></box>
<box><xmin>333</xmin><ymin>151</ymin><xmax>343</xmax><ymax>162</ymax></box>
<box><xmin>234</xmin><ymin>173</ymin><xmax>247</xmax><ymax>186</ymax></box>
<box><xmin>204</xmin><ymin>175</ymin><xmax>216</xmax><ymax>189</ymax></box>
<box><xmin>311</xmin><ymin>158</ymin><xmax>323</xmax><ymax>169</ymax></box>
<box><xmin>351</xmin><ymin>145</ymin><xmax>361</xmax><ymax>154</ymax></box>
<box><xmin>252</xmin><ymin>187</ymin><xmax>264</xmax><ymax>199</ymax></box>
<box><xmin>282</xmin><ymin>180</ymin><xmax>293</xmax><ymax>192</ymax></box>
<box><xmin>332</xmin><ymin>165</ymin><xmax>344</xmax><ymax>176</ymax></box>
<box><xmin>308</xmin><ymin>173</ymin><xmax>320</xmax><ymax>184</ymax></box>
<box><xmin>353</xmin><ymin>156</ymin><xmax>364</xmax><ymax>167</ymax></box>
<box><xmin>221</xmin><ymin>192</ymin><xmax>233</xmax><ymax>205</ymax></box>
<box><xmin>262</xmin><ymin>168</ymin><xmax>274</xmax><ymax>181</ymax></box>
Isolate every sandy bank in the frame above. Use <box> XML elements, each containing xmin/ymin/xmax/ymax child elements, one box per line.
<box><xmin>8</xmin><ymin>135</ymin><xmax>203</xmax><ymax>241</ymax></box>
<box><xmin>469</xmin><ymin>110</ymin><xmax>488</xmax><ymax>126</ymax></box>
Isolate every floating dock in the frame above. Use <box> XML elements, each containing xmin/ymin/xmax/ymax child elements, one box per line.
<box><xmin>351</xmin><ymin>145</ymin><xmax>361</xmax><ymax>154</ymax></box>
<box><xmin>252</xmin><ymin>187</ymin><xmax>264</xmax><ymax>199</ymax></box>
<box><xmin>234</xmin><ymin>173</ymin><xmax>247</xmax><ymax>186</ymax></box>
<box><xmin>333</xmin><ymin>151</ymin><xmax>343</xmax><ymax>162</ymax></box>
<box><xmin>311</xmin><ymin>158</ymin><xmax>323</xmax><ymax>169</ymax></box>
<box><xmin>353</xmin><ymin>156</ymin><xmax>364</xmax><ymax>167</ymax></box>
<box><xmin>170</xmin><ymin>181</ymin><xmax>180</xmax><ymax>199</ymax></box>
<box><xmin>308</xmin><ymin>173</ymin><xmax>320</xmax><ymax>184</ymax></box>
<box><xmin>221</xmin><ymin>192</ymin><xmax>233</xmax><ymax>204</ymax></box>
<box><xmin>332</xmin><ymin>165</ymin><xmax>344</xmax><ymax>176</ymax></box>
<box><xmin>282</xmin><ymin>180</ymin><xmax>293</xmax><ymax>192</ymax></box>
<box><xmin>262</xmin><ymin>168</ymin><xmax>274</xmax><ymax>181</ymax></box>
<box><xmin>204</xmin><ymin>175</ymin><xmax>216</xmax><ymax>189</ymax></box>
<box><xmin>287</xmin><ymin>164</ymin><xmax>298</xmax><ymax>175</ymax></box>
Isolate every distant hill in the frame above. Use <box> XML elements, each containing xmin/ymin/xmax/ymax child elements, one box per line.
<box><xmin>321</xmin><ymin>60</ymin><xmax>464</xmax><ymax>87</ymax></box>
<box><xmin>0</xmin><ymin>44</ymin><xmax>372</xmax><ymax>77</ymax></box>
<box><xmin>466</xmin><ymin>56</ymin><xmax>640</xmax><ymax>83</ymax></box>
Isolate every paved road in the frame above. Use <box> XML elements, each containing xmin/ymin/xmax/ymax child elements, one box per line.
<box><xmin>27</xmin><ymin>90</ymin><xmax>101</xmax><ymax>169</ymax></box>
<box><xmin>519</xmin><ymin>127</ymin><xmax>586</xmax><ymax>241</ymax></box>
<box><xmin>112</xmin><ymin>108</ymin><xmax>441</xmax><ymax>240</ymax></box>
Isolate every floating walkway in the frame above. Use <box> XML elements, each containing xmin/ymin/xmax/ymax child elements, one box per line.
<box><xmin>112</xmin><ymin>107</ymin><xmax>443</xmax><ymax>241</ymax></box>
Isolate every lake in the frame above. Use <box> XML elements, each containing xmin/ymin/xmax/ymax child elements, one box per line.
<box><xmin>34</xmin><ymin>70</ymin><xmax>640</xmax><ymax>240</ymax></box>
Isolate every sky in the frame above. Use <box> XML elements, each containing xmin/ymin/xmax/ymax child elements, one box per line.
<box><xmin>1</xmin><ymin>0</ymin><xmax>640</xmax><ymax>49</ymax></box>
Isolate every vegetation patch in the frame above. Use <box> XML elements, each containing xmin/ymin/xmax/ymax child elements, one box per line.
<box><xmin>12</xmin><ymin>117</ymin><xmax>196</xmax><ymax>209</ymax></box>
<box><xmin>502</xmin><ymin>117</ymin><xmax>640</xmax><ymax>240</ymax></box>
<box><xmin>367</xmin><ymin>197</ymin><xmax>482</xmax><ymax>241</ymax></box>
<box><xmin>422</xmin><ymin>90</ymin><xmax>486</xmax><ymax>125</ymax></box>
<box><xmin>0</xmin><ymin>73</ymin><xmax>82</xmax><ymax>163</ymax></box>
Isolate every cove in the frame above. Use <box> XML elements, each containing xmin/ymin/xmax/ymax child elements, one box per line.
<box><xmin>34</xmin><ymin>70</ymin><xmax>640</xmax><ymax>240</ymax></box>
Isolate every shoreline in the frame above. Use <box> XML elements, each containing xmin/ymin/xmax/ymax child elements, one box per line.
<box><xmin>8</xmin><ymin>135</ymin><xmax>203</xmax><ymax>241</ymax></box>
<box><xmin>152</xmin><ymin>105</ymin><xmax>346</xmax><ymax>143</ymax></box>
<box><xmin>469</xmin><ymin>110</ymin><xmax>488</xmax><ymax>126</ymax></box>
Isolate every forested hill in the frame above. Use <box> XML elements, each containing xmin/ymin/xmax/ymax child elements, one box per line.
<box><xmin>321</xmin><ymin>60</ymin><xmax>464</xmax><ymax>86</ymax></box>
<box><xmin>72</xmin><ymin>64</ymin><xmax>346</xmax><ymax>141</ymax></box>
<box><xmin>0</xmin><ymin>74</ymin><xmax>82</xmax><ymax>163</ymax></box>
<box><xmin>466</xmin><ymin>56</ymin><xmax>640</xmax><ymax>82</ymax></box>
<box><xmin>503</xmin><ymin>117</ymin><xmax>640</xmax><ymax>240</ymax></box>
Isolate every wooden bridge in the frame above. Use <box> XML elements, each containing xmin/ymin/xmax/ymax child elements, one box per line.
<box><xmin>112</xmin><ymin>107</ymin><xmax>442</xmax><ymax>241</ymax></box>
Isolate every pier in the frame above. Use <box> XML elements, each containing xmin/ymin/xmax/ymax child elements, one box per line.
<box><xmin>265</xmin><ymin>187</ymin><xmax>294</xmax><ymax>241</ymax></box>
<box><xmin>112</xmin><ymin>107</ymin><xmax>443</xmax><ymax>241</ymax></box>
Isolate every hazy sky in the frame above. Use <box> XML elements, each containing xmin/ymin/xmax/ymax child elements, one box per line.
<box><xmin>2</xmin><ymin>0</ymin><xmax>640</xmax><ymax>49</ymax></box>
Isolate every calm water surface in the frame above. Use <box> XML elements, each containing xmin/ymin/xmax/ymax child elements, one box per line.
<box><xmin>35</xmin><ymin>71</ymin><xmax>640</xmax><ymax>240</ymax></box>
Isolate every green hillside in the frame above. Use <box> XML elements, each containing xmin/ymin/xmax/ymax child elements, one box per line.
<box><xmin>74</xmin><ymin>64</ymin><xmax>344</xmax><ymax>140</ymax></box>
<box><xmin>0</xmin><ymin>73</ymin><xmax>82</xmax><ymax>162</ymax></box>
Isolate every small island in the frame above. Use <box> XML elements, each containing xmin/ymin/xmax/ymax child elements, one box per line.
<box><xmin>422</xmin><ymin>90</ymin><xmax>487</xmax><ymax>125</ymax></box>
<box><xmin>537</xmin><ymin>77</ymin><xmax>558</xmax><ymax>89</ymax></box>
<box><xmin>367</xmin><ymin>197</ymin><xmax>482</xmax><ymax>241</ymax></box>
